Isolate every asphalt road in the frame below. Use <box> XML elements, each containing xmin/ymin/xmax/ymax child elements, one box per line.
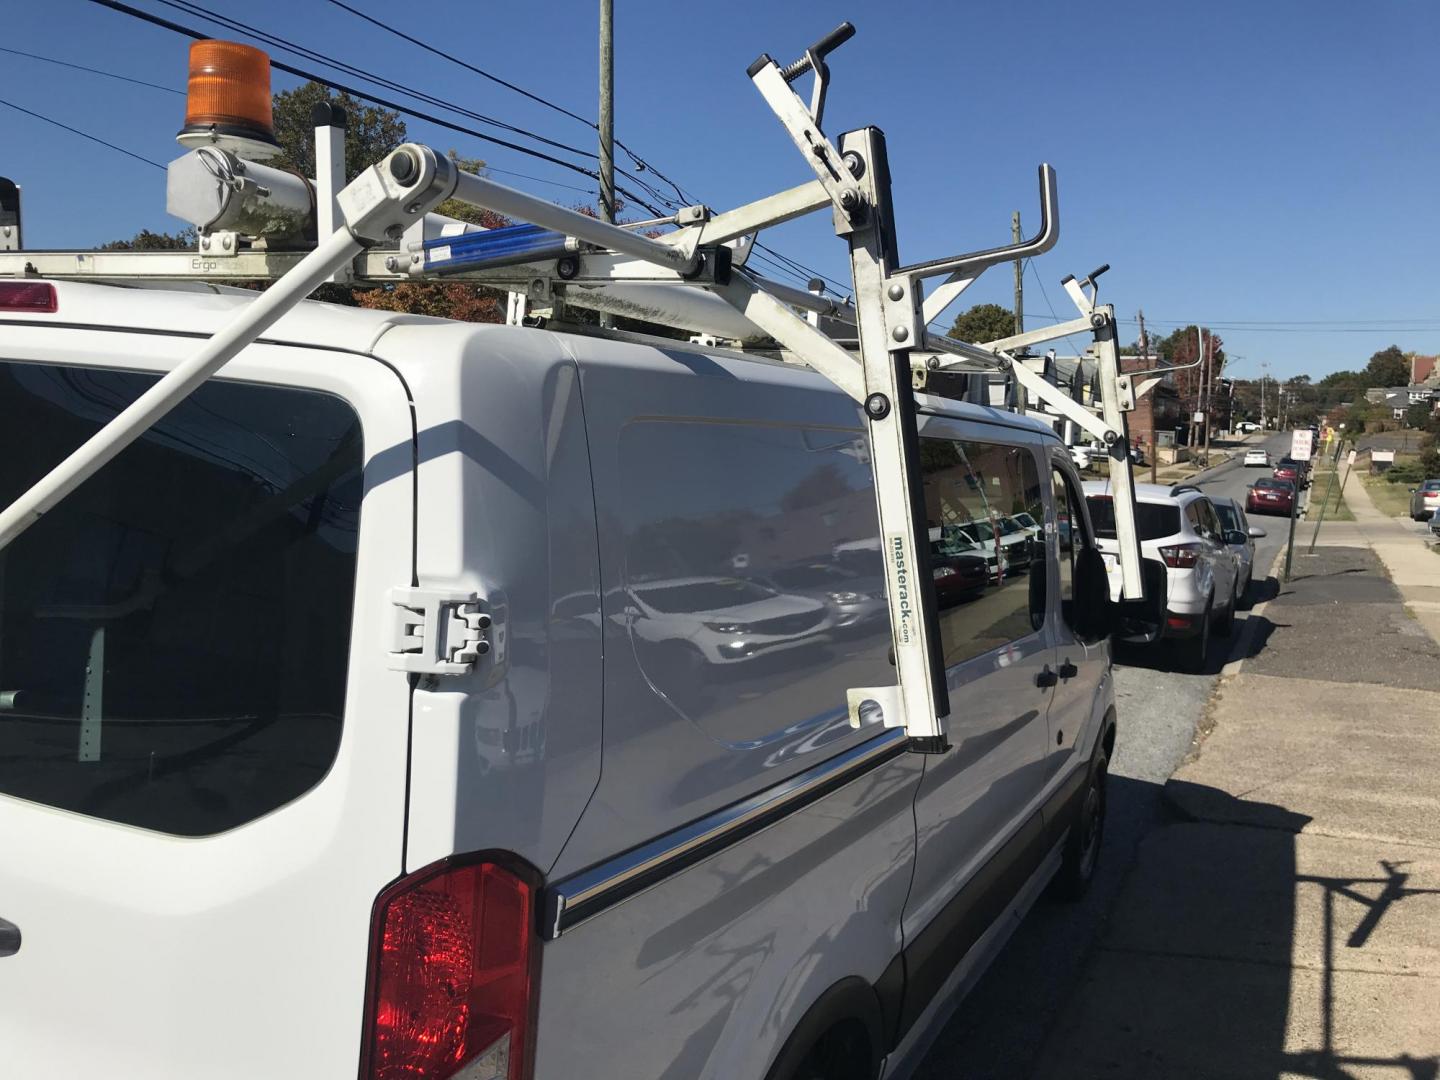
<box><xmin>912</xmin><ymin>431</ymin><xmax>1300</xmax><ymax>1079</ymax></box>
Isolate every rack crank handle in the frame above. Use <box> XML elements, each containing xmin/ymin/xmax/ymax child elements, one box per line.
<box><xmin>778</xmin><ymin>23</ymin><xmax>856</xmax><ymax>82</ymax></box>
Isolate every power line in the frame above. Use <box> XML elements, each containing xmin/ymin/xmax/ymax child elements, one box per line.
<box><xmin>321</xmin><ymin>0</ymin><xmax>696</xmax><ymax>209</ymax></box>
<box><xmin>0</xmin><ymin>96</ymin><xmax>166</xmax><ymax>170</ymax></box>
<box><xmin>81</xmin><ymin>0</ymin><xmax>850</xmax><ymax>292</ymax></box>
<box><xmin>147</xmin><ymin>0</ymin><xmax>684</xmax><ymax>213</ymax></box>
<box><xmin>86</xmin><ymin>0</ymin><xmax>670</xmax><ymax>215</ymax></box>
<box><xmin>1027</xmin><ymin>259</ymin><xmax>1088</xmax><ymax>355</ymax></box>
<box><xmin>152</xmin><ymin>0</ymin><xmax>599</xmax><ymax>165</ymax></box>
<box><xmin>0</xmin><ymin>45</ymin><xmax>184</xmax><ymax>95</ymax></box>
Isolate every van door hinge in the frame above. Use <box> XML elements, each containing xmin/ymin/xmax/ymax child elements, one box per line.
<box><xmin>387</xmin><ymin>587</ymin><xmax>491</xmax><ymax>675</ymax></box>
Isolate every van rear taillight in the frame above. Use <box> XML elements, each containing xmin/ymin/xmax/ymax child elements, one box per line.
<box><xmin>0</xmin><ymin>282</ymin><xmax>57</xmax><ymax>312</ymax></box>
<box><xmin>1158</xmin><ymin>543</ymin><xmax>1202</xmax><ymax>568</ymax></box>
<box><xmin>361</xmin><ymin>857</ymin><xmax>540</xmax><ymax>1080</ymax></box>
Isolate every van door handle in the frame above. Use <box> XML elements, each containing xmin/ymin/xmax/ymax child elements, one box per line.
<box><xmin>1058</xmin><ymin>660</ymin><xmax>1078</xmax><ymax>680</ymax></box>
<box><xmin>1035</xmin><ymin>665</ymin><xmax>1057</xmax><ymax>689</ymax></box>
<box><xmin>0</xmin><ymin>917</ymin><xmax>19</xmax><ymax>958</ymax></box>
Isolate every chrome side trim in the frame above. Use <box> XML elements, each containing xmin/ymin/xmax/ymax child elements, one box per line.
<box><xmin>543</xmin><ymin>728</ymin><xmax>908</xmax><ymax>939</ymax></box>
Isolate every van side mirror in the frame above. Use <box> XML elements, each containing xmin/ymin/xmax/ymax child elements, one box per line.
<box><xmin>1071</xmin><ymin>547</ymin><xmax>1113</xmax><ymax>643</ymax></box>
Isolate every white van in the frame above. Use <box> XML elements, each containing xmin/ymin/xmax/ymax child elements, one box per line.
<box><xmin>0</xmin><ymin>280</ymin><xmax>1121</xmax><ymax>1080</ymax></box>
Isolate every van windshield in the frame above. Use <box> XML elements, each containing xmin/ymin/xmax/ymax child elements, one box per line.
<box><xmin>1085</xmin><ymin>497</ymin><xmax>1181</xmax><ymax>541</ymax></box>
<box><xmin>0</xmin><ymin>361</ymin><xmax>362</xmax><ymax>836</ymax></box>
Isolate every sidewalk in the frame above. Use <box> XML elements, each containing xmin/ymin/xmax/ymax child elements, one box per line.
<box><xmin>1031</xmin><ymin>535</ymin><xmax>1440</xmax><ymax>1073</ymax></box>
<box><xmin>1329</xmin><ymin>471</ymin><xmax>1440</xmax><ymax>644</ymax></box>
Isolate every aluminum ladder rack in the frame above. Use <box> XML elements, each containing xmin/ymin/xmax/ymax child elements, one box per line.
<box><xmin>0</xmin><ymin>21</ymin><xmax>1147</xmax><ymax>754</ymax></box>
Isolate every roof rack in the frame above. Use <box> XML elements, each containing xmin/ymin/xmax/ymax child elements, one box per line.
<box><xmin>0</xmin><ymin>22</ymin><xmax>1148</xmax><ymax>753</ymax></box>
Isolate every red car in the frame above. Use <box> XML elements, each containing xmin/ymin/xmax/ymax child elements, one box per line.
<box><xmin>1247</xmin><ymin>477</ymin><xmax>1296</xmax><ymax>515</ymax></box>
<box><xmin>1272</xmin><ymin>462</ymin><xmax>1301</xmax><ymax>487</ymax></box>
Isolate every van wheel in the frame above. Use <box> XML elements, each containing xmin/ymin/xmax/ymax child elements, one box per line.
<box><xmin>1179</xmin><ymin>603</ymin><xmax>1211</xmax><ymax>673</ymax></box>
<box><xmin>1052</xmin><ymin>749</ymin><xmax>1108</xmax><ymax>901</ymax></box>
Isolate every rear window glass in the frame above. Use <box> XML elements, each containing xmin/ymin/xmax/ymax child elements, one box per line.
<box><xmin>0</xmin><ymin>361</ymin><xmax>363</xmax><ymax>836</ymax></box>
<box><xmin>1085</xmin><ymin>497</ymin><xmax>1180</xmax><ymax>541</ymax></box>
<box><xmin>1255</xmin><ymin>478</ymin><xmax>1293</xmax><ymax>491</ymax></box>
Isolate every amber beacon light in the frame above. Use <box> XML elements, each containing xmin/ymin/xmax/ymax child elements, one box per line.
<box><xmin>176</xmin><ymin>40</ymin><xmax>281</xmax><ymax>160</ymax></box>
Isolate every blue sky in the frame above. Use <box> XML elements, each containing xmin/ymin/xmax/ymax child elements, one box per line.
<box><xmin>3</xmin><ymin>0</ymin><xmax>1438</xmax><ymax>380</ymax></box>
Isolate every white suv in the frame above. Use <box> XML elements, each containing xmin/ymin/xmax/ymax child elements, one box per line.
<box><xmin>1083</xmin><ymin>481</ymin><xmax>1242</xmax><ymax>670</ymax></box>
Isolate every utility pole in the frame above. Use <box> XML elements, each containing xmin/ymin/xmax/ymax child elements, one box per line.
<box><xmin>1012</xmin><ymin>212</ymin><xmax>1023</xmax><ymax>336</ymax></box>
<box><xmin>597</xmin><ymin>0</ymin><xmax>615</xmax><ymax>327</ymax></box>
<box><xmin>1139</xmin><ymin>308</ymin><xmax>1157</xmax><ymax>484</ymax></box>
<box><xmin>598</xmin><ymin>0</ymin><xmax>615</xmax><ymax>225</ymax></box>
<box><xmin>1188</xmin><ymin>326</ymin><xmax>1202</xmax><ymax>454</ymax></box>
<box><xmin>1198</xmin><ymin>334</ymin><xmax>1209</xmax><ymax>460</ymax></box>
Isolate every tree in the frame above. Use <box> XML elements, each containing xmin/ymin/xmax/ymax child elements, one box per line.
<box><xmin>99</xmin><ymin>228</ymin><xmax>197</xmax><ymax>251</ymax></box>
<box><xmin>269</xmin><ymin>82</ymin><xmax>408</xmax><ymax>181</ymax></box>
<box><xmin>1364</xmin><ymin>345</ymin><xmax>1409</xmax><ymax>389</ymax></box>
<box><xmin>947</xmin><ymin>303</ymin><xmax>1015</xmax><ymax>344</ymax></box>
<box><xmin>1405</xmin><ymin>401</ymin><xmax>1433</xmax><ymax>429</ymax></box>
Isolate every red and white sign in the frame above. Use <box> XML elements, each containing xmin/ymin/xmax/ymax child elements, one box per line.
<box><xmin>1290</xmin><ymin>428</ymin><xmax>1315</xmax><ymax>462</ymax></box>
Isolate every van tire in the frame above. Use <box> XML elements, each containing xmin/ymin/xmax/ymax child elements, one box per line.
<box><xmin>1052</xmin><ymin>747</ymin><xmax>1108</xmax><ymax>901</ymax></box>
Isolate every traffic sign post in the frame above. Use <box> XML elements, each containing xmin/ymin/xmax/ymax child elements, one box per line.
<box><xmin>1282</xmin><ymin>428</ymin><xmax>1312</xmax><ymax>580</ymax></box>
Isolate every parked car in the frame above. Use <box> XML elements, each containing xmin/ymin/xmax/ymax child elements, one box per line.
<box><xmin>1243</xmin><ymin>448</ymin><xmax>1271</xmax><ymax>468</ymax></box>
<box><xmin>1235</xmin><ymin>421</ymin><xmax>1261</xmax><ymax>434</ymax></box>
<box><xmin>1408</xmin><ymin>478</ymin><xmax>1440</xmax><ymax>521</ymax></box>
<box><xmin>928</xmin><ymin>539</ymin><xmax>989</xmax><ymax>604</ymax></box>
<box><xmin>1069</xmin><ymin>442</ymin><xmax>1098</xmax><ymax>470</ymax></box>
<box><xmin>0</xmin><ymin>280</ymin><xmax>1152</xmax><ymax>1080</ymax></box>
<box><xmin>762</xmin><ymin>562</ymin><xmax>888</xmax><ymax>637</ymax></box>
<box><xmin>1211</xmin><ymin>496</ymin><xmax>1267</xmax><ymax>600</ymax></box>
<box><xmin>1247</xmin><ymin>477</ymin><xmax>1297</xmax><ymax>516</ymax></box>
<box><xmin>1084</xmin><ymin>481</ymin><xmax>1242</xmax><ymax>671</ymax></box>
<box><xmin>1275</xmin><ymin>456</ymin><xmax>1310</xmax><ymax>489</ymax></box>
<box><xmin>1272</xmin><ymin>461</ymin><xmax>1304</xmax><ymax>490</ymax></box>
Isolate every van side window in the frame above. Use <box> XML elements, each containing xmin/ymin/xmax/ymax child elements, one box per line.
<box><xmin>617</xmin><ymin>421</ymin><xmax>892</xmax><ymax>742</ymax></box>
<box><xmin>919</xmin><ymin>437</ymin><xmax>1045</xmax><ymax>667</ymax></box>
<box><xmin>0</xmin><ymin>361</ymin><xmax>362</xmax><ymax>836</ymax></box>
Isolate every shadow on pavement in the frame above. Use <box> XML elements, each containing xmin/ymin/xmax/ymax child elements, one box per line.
<box><xmin>916</xmin><ymin>780</ymin><xmax>1440</xmax><ymax>1079</ymax></box>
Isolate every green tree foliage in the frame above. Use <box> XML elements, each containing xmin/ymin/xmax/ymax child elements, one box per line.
<box><xmin>1363</xmin><ymin>345</ymin><xmax>1409</xmax><ymax>389</ymax></box>
<box><xmin>1405</xmin><ymin>402</ymin><xmax>1433</xmax><ymax>429</ymax></box>
<box><xmin>99</xmin><ymin>227</ymin><xmax>197</xmax><ymax>251</ymax></box>
<box><xmin>269</xmin><ymin>82</ymin><xmax>408</xmax><ymax>181</ymax></box>
<box><xmin>947</xmin><ymin>303</ymin><xmax>1015</xmax><ymax>344</ymax></box>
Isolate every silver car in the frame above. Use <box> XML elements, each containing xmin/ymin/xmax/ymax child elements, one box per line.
<box><xmin>1409</xmin><ymin>478</ymin><xmax>1440</xmax><ymax>520</ymax></box>
<box><xmin>1211</xmin><ymin>496</ymin><xmax>1267</xmax><ymax>600</ymax></box>
<box><xmin>1084</xmin><ymin>481</ymin><xmax>1242</xmax><ymax>671</ymax></box>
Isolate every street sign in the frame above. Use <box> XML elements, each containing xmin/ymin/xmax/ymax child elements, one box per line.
<box><xmin>1346</xmin><ymin>449</ymin><xmax>1357</xmax><ymax>466</ymax></box>
<box><xmin>1291</xmin><ymin>428</ymin><xmax>1315</xmax><ymax>461</ymax></box>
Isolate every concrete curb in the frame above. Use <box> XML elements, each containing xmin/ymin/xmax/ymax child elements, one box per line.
<box><xmin>1220</xmin><ymin>545</ymin><xmax>1289</xmax><ymax>679</ymax></box>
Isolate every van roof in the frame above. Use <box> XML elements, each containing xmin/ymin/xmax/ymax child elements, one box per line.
<box><xmin>11</xmin><ymin>280</ymin><xmax>1061</xmax><ymax>437</ymax></box>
